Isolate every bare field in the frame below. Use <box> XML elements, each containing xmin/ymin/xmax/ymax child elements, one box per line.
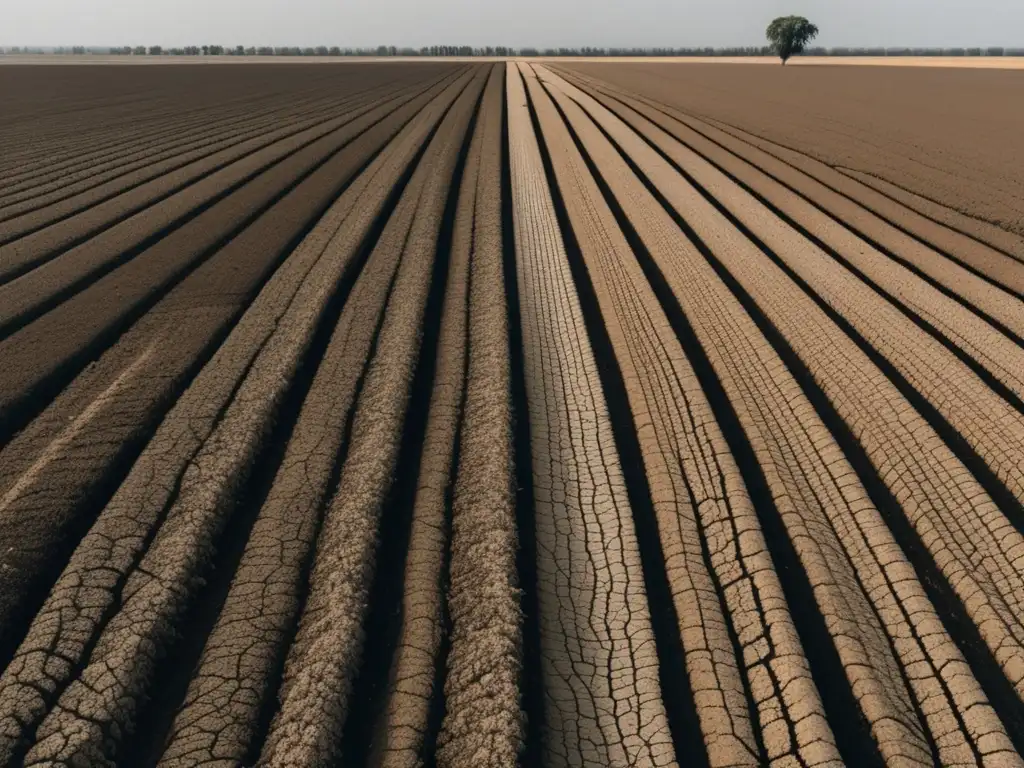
<box><xmin>1</xmin><ymin>60</ymin><xmax>1023</xmax><ymax>767</ymax></box>
<box><xmin>566</xmin><ymin>61</ymin><xmax>1024</xmax><ymax>251</ymax></box>
<box><xmin>5</xmin><ymin>54</ymin><xmax>1024</xmax><ymax>67</ymax></box>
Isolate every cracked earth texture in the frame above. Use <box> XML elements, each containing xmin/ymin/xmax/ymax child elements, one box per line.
<box><xmin>1</xmin><ymin>59</ymin><xmax>1022</xmax><ymax>767</ymax></box>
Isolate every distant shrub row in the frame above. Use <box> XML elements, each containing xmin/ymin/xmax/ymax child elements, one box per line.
<box><xmin>1</xmin><ymin>45</ymin><xmax>512</xmax><ymax>57</ymax></box>
<box><xmin>3</xmin><ymin>45</ymin><xmax>1024</xmax><ymax>58</ymax></box>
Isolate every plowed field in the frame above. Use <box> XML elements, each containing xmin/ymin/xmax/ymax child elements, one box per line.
<box><xmin>1</xmin><ymin>60</ymin><xmax>1023</xmax><ymax>767</ymax></box>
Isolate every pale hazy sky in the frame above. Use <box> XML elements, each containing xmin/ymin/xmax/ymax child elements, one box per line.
<box><xmin>6</xmin><ymin>0</ymin><xmax>1024</xmax><ymax>48</ymax></box>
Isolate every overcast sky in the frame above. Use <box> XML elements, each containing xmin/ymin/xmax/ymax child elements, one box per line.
<box><xmin>6</xmin><ymin>0</ymin><xmax>1024</xmax><ymax>48</ymax></box>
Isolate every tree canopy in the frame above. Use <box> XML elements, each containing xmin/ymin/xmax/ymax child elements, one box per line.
<box><xmin>766</xmin><ymin>16</ymin><xmax>819</xmax><ymax>63</ymax></box>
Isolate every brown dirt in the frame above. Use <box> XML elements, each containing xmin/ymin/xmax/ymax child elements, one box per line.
<box><xmin>1</xmin><ymin>58</ymin><xmax>1023</xmax><ymax>768</ymax></box>
<box><xmin>437</xmin><ymin>64</ymin><xmax>521</xmax><ymax>768</ymax></box>
<box><xmin>256</xmin><ymin>67</ymin><xmax>486</xmax><ymax>768</ymax></box>
<box><xmin>0</xmin><ymin>67</ymin><xmax>468</xmax><ymax>768</ymax></box>
<box><xmin>542</xmin><ymin>65</ymin><xmax>1021</xmax><ymax>765</ymax></box>
<box><xmin>564</xmin><ymin>62</ymin><xmax>1024</xmax><ymax>248</ymax></box>
<box><xmin>506</xmin><ymin>62</ymin><xmax>676</xmax><ymax>766</ymax></box>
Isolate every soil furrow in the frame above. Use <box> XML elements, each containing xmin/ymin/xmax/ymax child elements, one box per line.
<box><xmin>0</xmin><ymin>71</ymin><xmax>478</xmax><ymax>766</ymax></box>
<box><xmin>563</xmin><ymin>63</ymin><xmax>1024</xmax><ymax>246</ymax></box>
<box><xmin>0</xmin><ymin>73</ymin><xmax>457</xmax><ymax>668</ymax></box>
<box><xmin>0</xmin><ymin>82</ymin><xmax>432</xmax><ymax>337</ymax></box>
<box><xmin>538</xmin><ymin>63</ymin><xmax>869</xmax><ymax>768</ymax></box>
<box><xmin>0</xmin><ymin>83</ymin><xmax>406</xmax><ymax>244</ymax></box>
<box><xmin>686</xmin><ymin>113</ymin><xmax>1024</xmax><ymax>297</ymax></box>
<box><xmin>154</xmin><ymin>75</ymin><xmax>474</xmax><ymax>768</ymax></box>
<box><xmin>556</xmin><ymin>70</ymin><xmax>1024</xmax><ymax>755</ymax></box>
<box><xmin>507</xmin><ymin>62</ymin><xmax>676</xmax><ymax>767</ymax></box>
<box><xmin>837</xmin><ymin>166</ymin><xmax>1024</xmax><ymax>265</ymax></box>
<box><xmin>255</xmin><ymin>70</ymin><xmax>485</xmax><ymax>768</ymax></box>
<box><xmin>0</xmin><ymin>86</ymin><xmax>339</xmax><ymax>216</ymax></box>
<box><xmin>0</xmin><ymin>68</ymin><xmax>381</xmax><ymax>190</ymax></box>
<box><xmin>2</xmin><ymin>58</ymin><xmax>1024</xmax><ymax>768</ymax></box>
<box><xmin>555</xmin><ymin>73</ymin><xmax>1024</xmax><ymax>387</ymax></box>
<box><xmin>563</xmin><ymin>80</ymin><xmax>1024</xmax><ymax>519</ymax></box>
<box><xmin>0</xmin><ymin>100</ymin><xmax>268</xmax><ymax>191</ymax></box>
<box><xmin>0</xmin><ymin>69</ymin><xmax>458</xmax><ymax>290</ymax></box>
<box><xmin>339</xmin><ymin>64</ymin><xmax>487</xmax><ymax>768</ymax></box>
<box><xmin>543</xmin><ymin>65</ymin><xmax>1020</xmax><ymax>767</ymax></box>
<box><xmin>360</xmin><ymin>62</ymin><xmax>499</xmax><ymax>768</ymax></box>
<box><xmin>436</xmin><ymin>63</ymin><xmax>523</xmax><ymax>768</ymax></box>
<box><xmin>530</xmin><ymin>68</ymin><xmax>764</xmax><ymax>768</ymax></box>
<box><xmin>0</xmin><ymin>85</ymin><xmax>375</xmax><ymax>220</ymax></box>
<box><xmin>0</xmin><ymin>72</ymin><xmax>463</xmax><ymax>445</ymax></box>
<box><xmin>497</xmin><ymin>69</ymin><xmax>548</xmax><ymax>768</ymax></box>
<box><xmin>662</xmin><ymin>104</ymin><xmax>1024</xmax><ymax>325</ymax></box>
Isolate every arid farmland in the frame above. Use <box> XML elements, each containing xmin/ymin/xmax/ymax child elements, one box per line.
<box><xmin>0</xmin><ymin>59</ymin><xmax>1023</xmax><ymax>767</ymax></box>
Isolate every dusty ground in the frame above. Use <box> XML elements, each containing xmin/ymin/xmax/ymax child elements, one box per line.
<box><xmin>566</xmin><ymin>61</ymin><xmax>1024</xmax><ymax>246</ymax></box>
<box><xmin>0</xmin><ymin>61</ymin><xmax>1022</xmax><ymax>767</ymax></box>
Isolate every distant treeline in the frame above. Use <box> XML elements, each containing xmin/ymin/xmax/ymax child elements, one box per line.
<box><xmin>3</xmin><ymin>45</ymin><xmax>1024</xmax><ymax>57</ymax></box>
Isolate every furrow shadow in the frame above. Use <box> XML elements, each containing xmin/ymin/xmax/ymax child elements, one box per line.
<box><xmin>524</xmin><ymin>72</ymin><xmax>716</xmax><ymax>768</ymax></box>
<box><xmin>0</xmin><ymin>71</ymin><xmax>455</xmax><ymax>267</ymax></box>
<box><xmin>585</xmin><ymin>85</ymin><xmax>1024</xmax><ymax>351</ymax></box>
<box><xmin>0</xmin><ymin>82</ymin><xmax>456</xmax><ymax>670</ymax></box>
<box><xmin>638</xmin><ymin>115</ymin><xmax>1024</xmax><ymax>541</ymax></box>
<box><xmin>112</xmin><ymin>100</ymin><xmax>451</xmax><ymax>767</ymax></box>
<box><xmin>0</xmin><ymin>78</ymin><xmax>454</xmax><ymax>450</ymax></box>
<box><xmin>337</xmin><ymin>75</ymin><xmax>485</xmax><ymax>768</ymax></box>
<box><xmin>588</xmin><ymin>102</ymin><xmax>1024</xmax><ymax>756</ymax></box>
<box><xmin>675</xmin><ymin>107</ymin><xmax>1024</xmax><ymax>300</ymax></box>
<box><xmin>241</xmin><ymin>78</ymin><xmax>472</xmax><ymax>765</ymax></box>
<box><xmin>690</xmin><ymin>109</ymin><xmax>1024</xmax><ymax>267</ymax></box>
<box><xmin>0</xmin><ymin>88</ymin><xmax>358</xmax><ymax>228</ymax></box>
<box><xmin>501</xmin><ymin>66</ymin><xmax>546</xmax><ymax>768</ymax></box>
<box><xmin>591</xmin><ymin>89</ymin><xmax>1024</xmax><ymax>412</ymax></box>
<box><xmin>0</xmin><ymin>74</ymin><xmax>454</xmax><ymax>336</ymax></box>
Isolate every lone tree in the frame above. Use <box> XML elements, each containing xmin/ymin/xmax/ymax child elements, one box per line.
<box><xmin>766</xmin><ymin>16</ymin><xmax>819</xmax><ymax>64</ymax></box>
